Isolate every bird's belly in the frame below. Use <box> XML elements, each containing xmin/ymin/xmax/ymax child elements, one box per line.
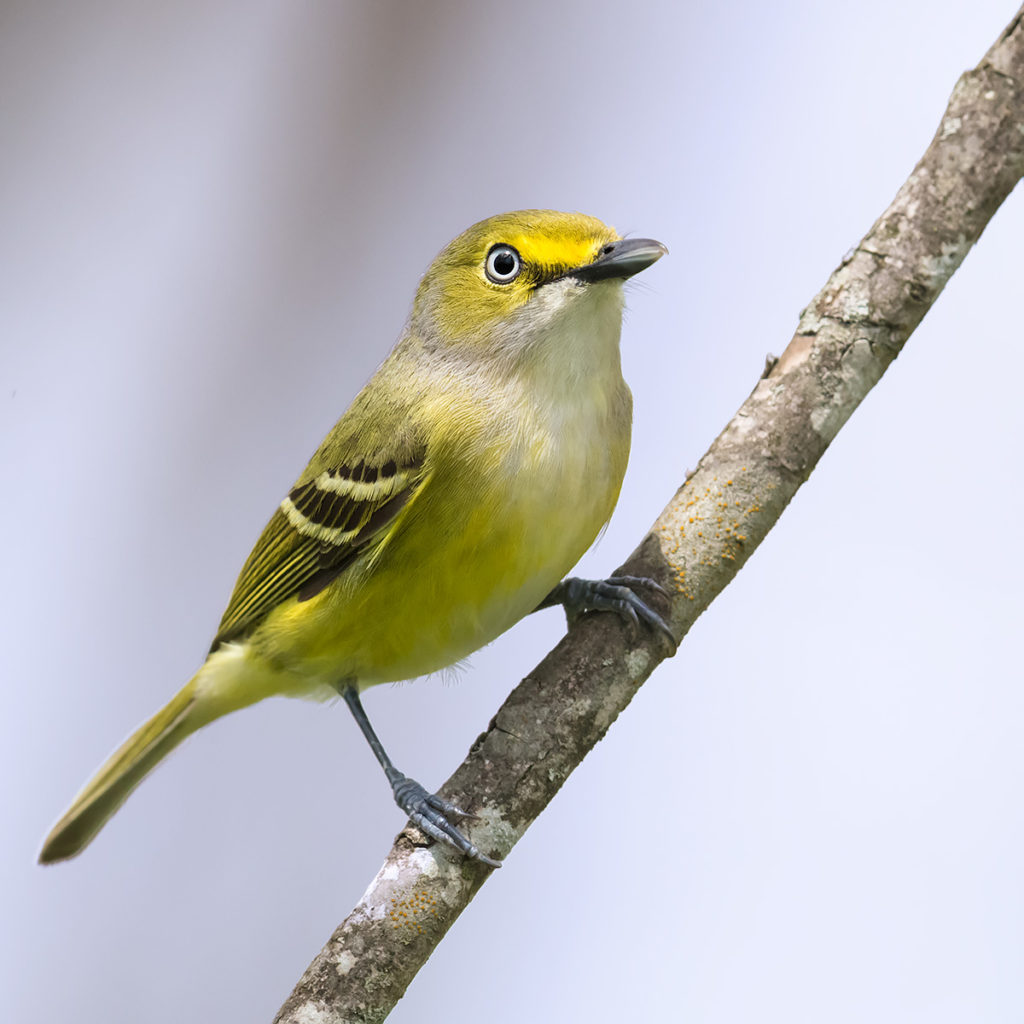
<box><xmin>347</xmin><ymin>458</ymin><xmax>618</xmax><ymax>683</ymax></box>
<box><xmin>419</xmin><ymin>469</ymin><xmax>613</xmax><ymax>671</ymax></box>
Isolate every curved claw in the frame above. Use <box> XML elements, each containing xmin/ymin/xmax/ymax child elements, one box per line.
<box><xmin>553</xmin><ymin>575</ymin><xmax>677</xmax><ymax>653</ymax></box>
<box><xmin>392</xmin><ymin>776</ymin><xmax>501</xmax><ymax>868</ymax></box>
<box><xmin>425</xmin><ymin>792</ymin><xmax>473</xmax><ymax>820</ymax></box>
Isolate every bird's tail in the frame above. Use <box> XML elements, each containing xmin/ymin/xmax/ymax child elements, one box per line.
<box><xmin>39</xmin><ymin>680</ymin><xmax>201</xmax><ymax>864</ymax></box>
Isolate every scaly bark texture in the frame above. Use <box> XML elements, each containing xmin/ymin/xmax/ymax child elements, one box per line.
<box><xmin>276</xmin><ymin>11</ymin><xmax>1024</xmax><ymax>1023</ymax></box>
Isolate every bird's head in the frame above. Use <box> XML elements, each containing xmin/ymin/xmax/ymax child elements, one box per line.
<box><xmin>411</xmin><ymin>210</ymin><xmax>667</xmax><ymax>356</ymax></box>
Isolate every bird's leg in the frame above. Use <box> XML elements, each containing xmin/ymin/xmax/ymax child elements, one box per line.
<box><xmin>339</xmin><ymin>685</ymin><xmax>501</xmax><ymax>868</ymax></box>
<box><xmin>537</xmin><ymin>576</ymin><xmax>676</xmax><ymax>651</ymax></box>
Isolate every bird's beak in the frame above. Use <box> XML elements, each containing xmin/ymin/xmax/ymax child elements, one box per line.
<box><xmin>567</xmin><ymin>237</ymin><xmax>668</xmax><ymax>283</ymax></box>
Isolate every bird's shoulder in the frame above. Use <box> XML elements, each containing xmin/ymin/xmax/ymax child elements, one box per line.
<box><xmin>211</xmin><ymin>368</ymin><xmax>432</xmax><ymax>650</ymax></box>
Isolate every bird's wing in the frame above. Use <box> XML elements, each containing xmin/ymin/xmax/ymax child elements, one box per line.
<box><xmin>211</xmin><ymin>421</ymin><xmax>428</xmax><ymax>650</ymax></box>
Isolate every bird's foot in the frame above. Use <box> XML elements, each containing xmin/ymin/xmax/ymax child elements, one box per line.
<box><xmin>391</xmin><ymin>775</ymin><xmax>501</xmax><ymax>868</ymax></box>
<box><xmin>550</xmin><ymin>575</ymin><xmax>676</xmax><ymax>651</ymax></box>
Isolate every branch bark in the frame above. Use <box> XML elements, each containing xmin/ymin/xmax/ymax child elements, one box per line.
<box><xmin>276</xmin><ymin>11</ymin><xmax>1024</xmax><ymax>1022</ymax></box>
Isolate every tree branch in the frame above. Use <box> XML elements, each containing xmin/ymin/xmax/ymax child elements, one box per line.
<box><xmin>275</xmin><ymin>11</ymin><xmax>1024</xmax><ymax>1022</ymax></box>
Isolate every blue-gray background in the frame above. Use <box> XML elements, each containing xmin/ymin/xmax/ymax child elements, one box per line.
<box><xmin>3</xmin><ymin>2</ymin><xmax>1022</xmax><ymax>1020</ymax></box>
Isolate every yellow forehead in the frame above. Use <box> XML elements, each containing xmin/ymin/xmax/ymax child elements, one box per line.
<box><xmin>442</xmin><ymin>209</ymin><xmax>619</xmax><ymax>270</ymax></box>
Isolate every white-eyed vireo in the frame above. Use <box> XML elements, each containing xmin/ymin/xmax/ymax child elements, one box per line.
<box><xmin>40</xmin><ymin>210</ymin><xmax>668</xmax><ymax>868</ymax></box>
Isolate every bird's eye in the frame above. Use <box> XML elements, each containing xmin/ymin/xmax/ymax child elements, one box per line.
<box><xmin>484</xmin><ymin>244</ymin><xmax>522</xmax><ymax>284</ymax></box>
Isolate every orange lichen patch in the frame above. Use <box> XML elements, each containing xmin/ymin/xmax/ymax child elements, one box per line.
<box><xmin>388</xmin><ymin>889</ymin><xmax>440</xmax><ymax>937</ymax></box>
<box><xmin>659</xmin><ymin>468</ymin><xmax>766</xmax><ymax>604</ymax></box>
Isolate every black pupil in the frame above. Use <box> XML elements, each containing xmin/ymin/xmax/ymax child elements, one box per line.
<box><xmin>493</xmin><ymin>250</ymin><xmax>516</xmax><ymax>276</ymax></box>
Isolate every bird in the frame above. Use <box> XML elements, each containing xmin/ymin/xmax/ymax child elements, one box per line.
<box><xmin>39</xmin><ymin>209</ymin><xmax>670</xmax><ymax>868</ymax></box>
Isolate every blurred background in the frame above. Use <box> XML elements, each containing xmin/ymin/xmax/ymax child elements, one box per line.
<box><xmin>3</xmin><ymin>1</ymin><xmax>1022</xmax><ymax>1020</ymax></box>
